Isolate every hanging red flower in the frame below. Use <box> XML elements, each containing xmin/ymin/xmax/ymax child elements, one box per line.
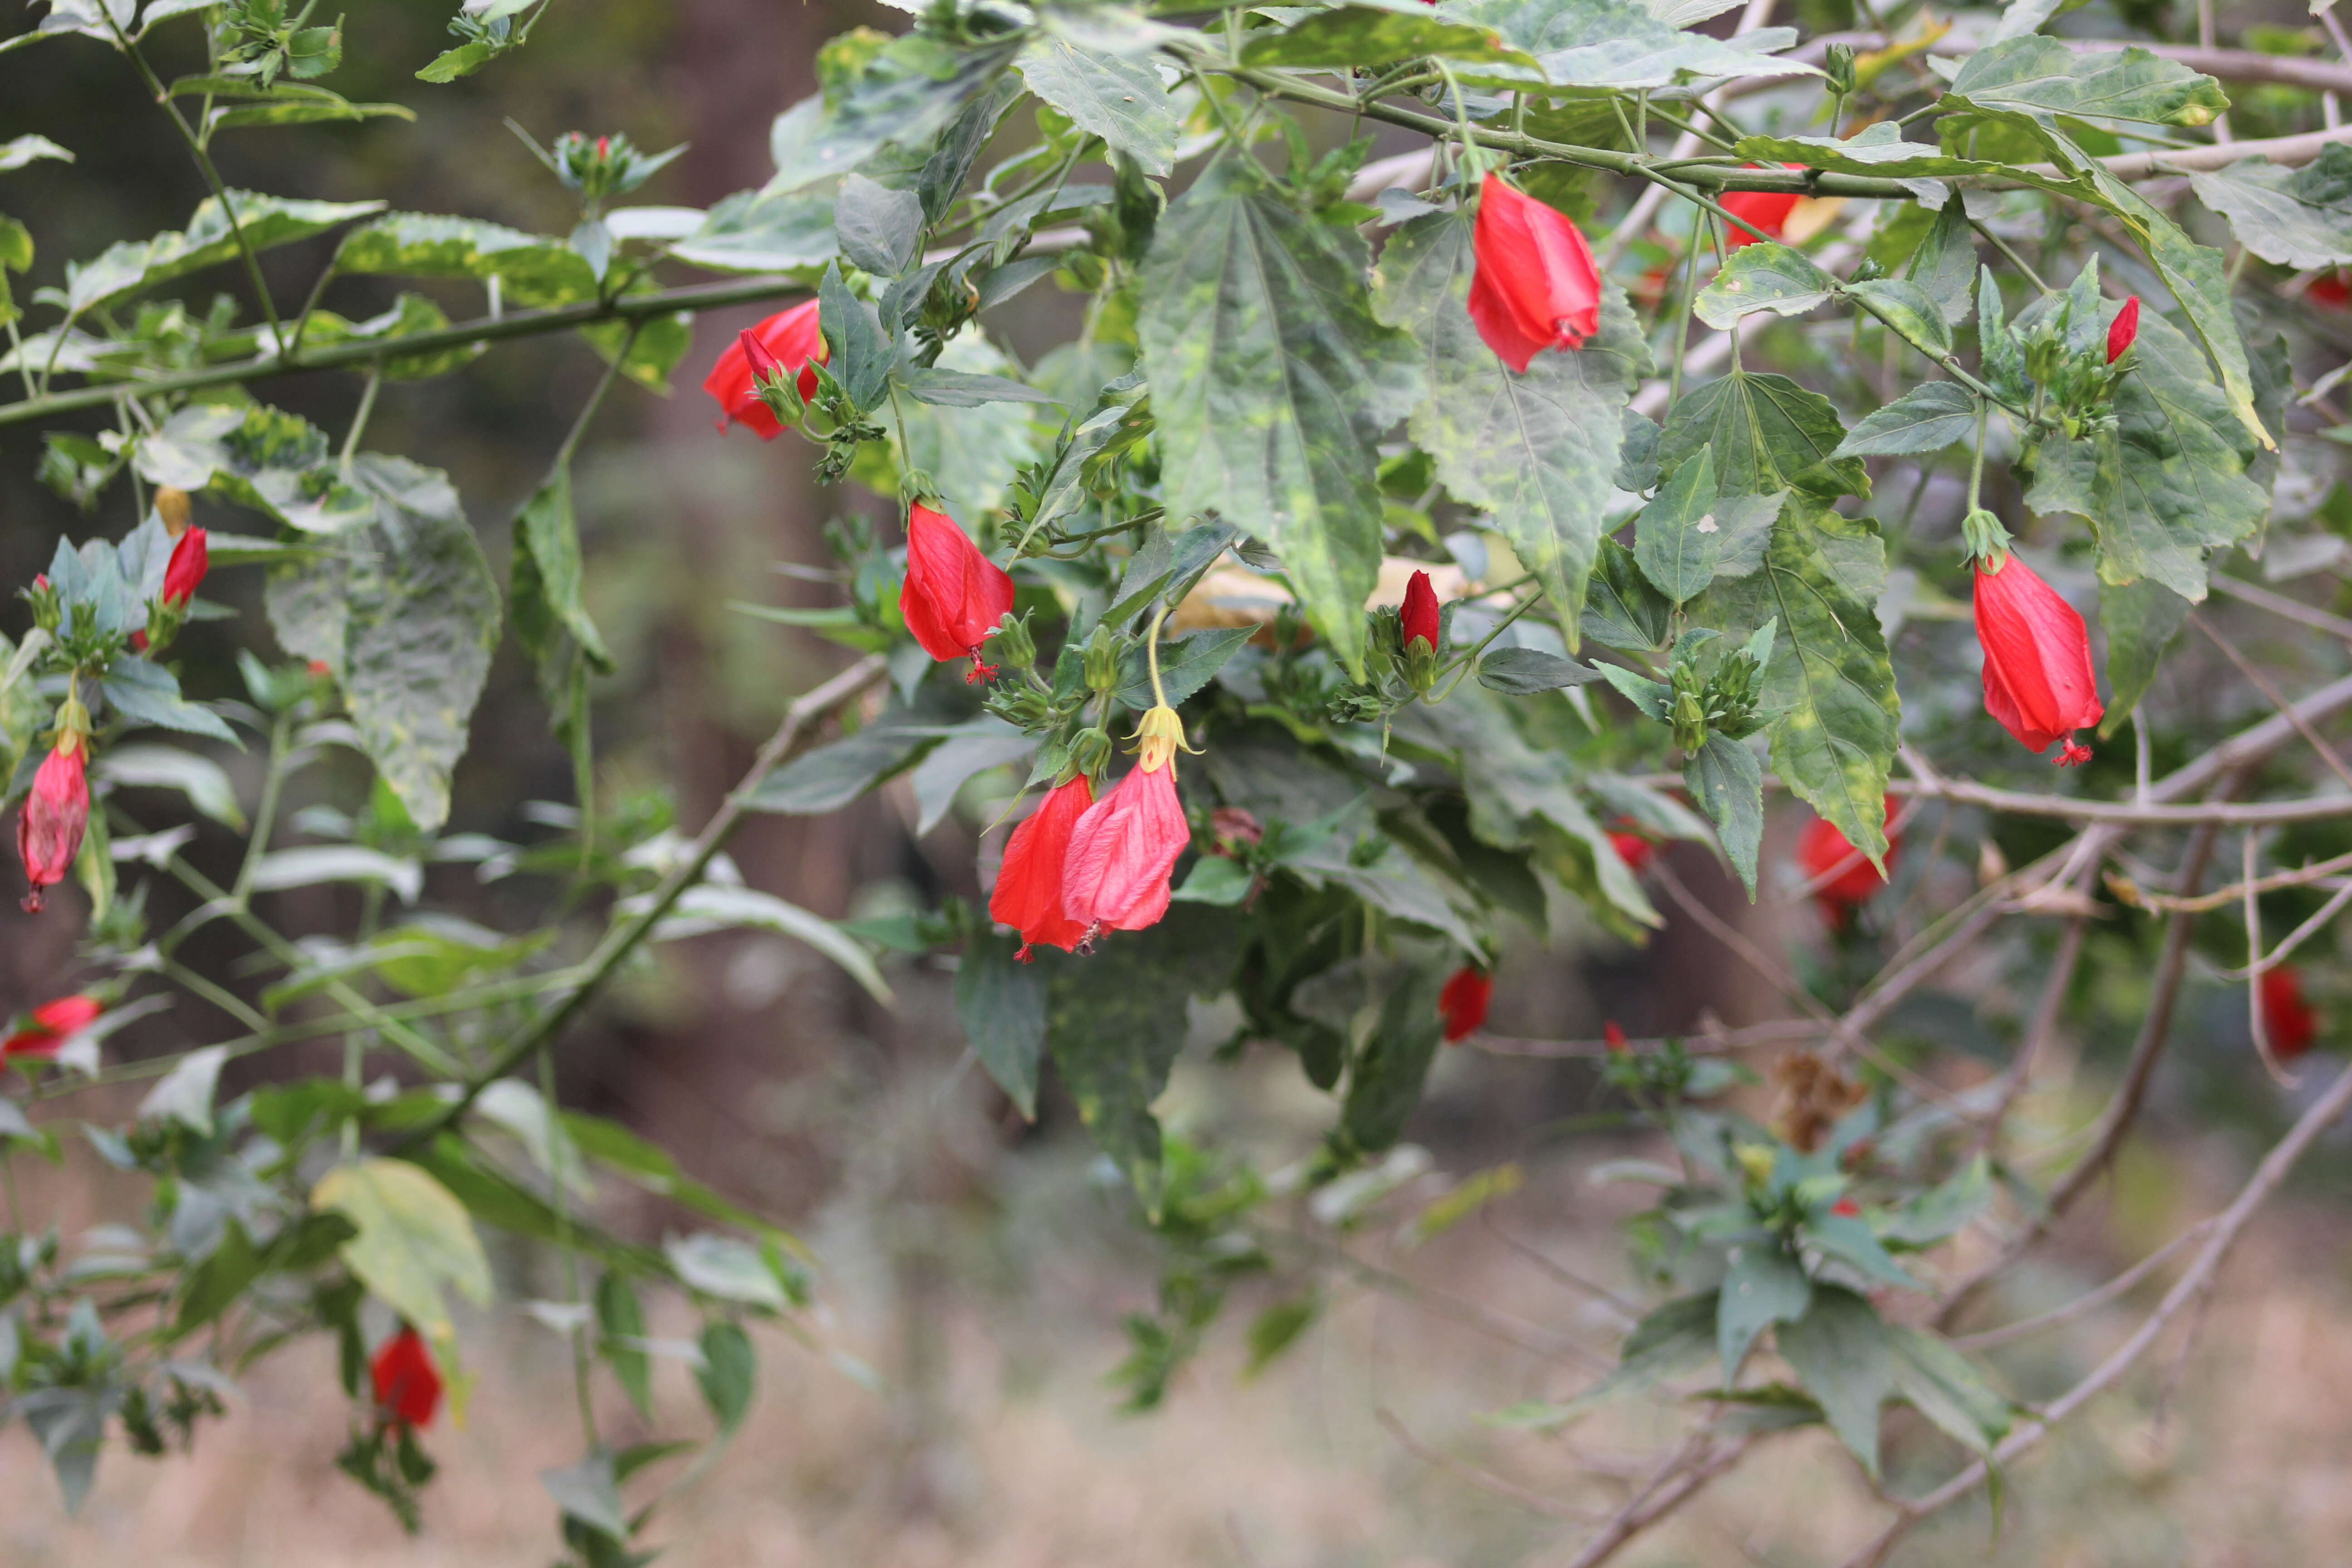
<box><xmin>2260</xmin><ymin>966</ymin><xmax>2319</xmax><ymax>1059</ymax></box>
<box><xmin>899</xmin><ymin>502</ymin><xmax>1016</xmax><ymax>680</ymax></box>
<box><xmin>1061</xmin><ymin>712</ymin><xmax>1191</xmax><ymax>940</ymax></box>
<box><xmin>2107</xmin><ymin>295</ymin><xmax>2140</xmax><ymax>364</ymax></box>
<box><xmin>1439</xmin><ymin>966</ymin><xmax>1492</xmax><ymax>1042</ymax></box>
<box><xmin>990</xmin><ymin>775</ymin><xmax>1095</xmax><ymax>960</ymax></box>
<box><xmin>1797</xmin><ymin>795</ymin><xmax>1900</xmax><ymax>916</ymax></box>
<box><xmin>18</xmin><ymin>736</ymin><xmax>88</xmax><ymax>914</ymax></box>
<box><xmin>370</xmin><ymin>1325</ymin><xmax>443</xmax><ymax>1429</ymax></box>
<box><xmin>1973</xmin><ymin>554</ymin><xmax>2103</xmax><ymax>766</ymax></box>
<box><xmin>1467</xmin><ymin>173</ymin><xmax>1601</xmax><ymax>372</ymax></box>
<box><xmin>0</xmin><ymin>995</ymin><xmax>103</xmax><ymax>1058</ymax></box>
<box><xmin>702</xmin><ymin>299</ymin><xmax>827</xmax><ymax>438</ymax></box>
<box><xmin>162</xmin><ymin>526</ymin><xmax>209</xmax><ymax>608</ymax></box>
<box><xmin>1720</xmin><ymin>164</ymin><xmax>1807</xmax><ymax>251</ymax></box>
<box><xmin>1609</xmin><ymin>830</ymin><xmax>1654</xmax><ymax>874</ymax></box>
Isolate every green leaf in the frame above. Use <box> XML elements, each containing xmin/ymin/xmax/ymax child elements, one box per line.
<box><xmin>1879</xmin><ymin>1154</ymin><xmax>1993</xmax><ymax>1248</ymax></box>
<box><xmin>1339</xmin><ymin>962</ymin><xmax>1446</xmax><ymax>1155</ymax></box>
<box><xmin>1685</xmin><ymin>732</ymin><xmax>1764</xmax><ymax>897</ymax></box>
<box><xmin>94</xmin><ymin>743</ymin><xmax>245</xmax><ymax>829</ymax></box>
<box><xmin>748</xmin><ymin>709</ymin><xmax>942</xmax><ymax>814</ymax></box>
<box><xmin>2026</xmin><ymin>308</ymin><xmax>2268</xmax><ymax>603</ymax></box>
<box><xmin>1693</xmin><ymin>240</ymin><xmax>1833</xmax><ymax>328</ymax></box>
<box><xmin>1656</xmin><ymin>369</ymin><xmax>1867</xmax><ymax>502</ymax></box>
<box><xmin>1245</xmin><ymin>1294</ymin><xmax>1321</xmax><ymax>1375</ymax></box>
<box><xmin>1717</xmin><ymin>1238</ymin><xmax>1811</xmax><ymax>1382</ymax></box>
<box><xmin>1044</xmin><ymin>906</ymin><xmax>1245</xmax><ymax>1217</ymax></box>
<box><xmin>1115</xmin><ymin>627</ymin><xmax>1251</xmax><ymax>711</ymax></box>
<box><xmin>136</xmin><ymin>404</ymin><xmax>373</xmax><ymax>535</ymax></box>
<box><xmin>1142</xmin><ymin>157</ymin><xmax>1423</xmax><ymax>675</ymax></box>
<box><xmin>1372</xmin><ymin>208</ymin><xmax>1639</xmax><ymax>647</ymax></box>
<box><xmin>2097</xmin><ymin>575</ymin><xmax>2190</xmax><ymax>736</ymax></box>
<box><xmin>764</xmin><ymin>34</ymin><xmax>1023</xmax><ymax>195</ymax></box>
<box><xmin>512</xmin><ymin>463</ymin><xmax>611</xmax><ymax>674</ymax></box>
<box><xmin>1901</xmin><ymin>197</ymin><xmax>1978</xmax><ymax>327</ymax></box>
<box><xmin>416</xmin><ymin>38</ymin><xmax>504</xmax><ymax>82</ymax></box>
<box><xmin>873</xmin><ymin>335</ymin><xmax>1044</xmax><ymax>525</ymax></box>
<box><xmin>1738</xmin><ymin>121</ymin><xmax>2047</xmax><ymax>200</ymax></box>
<box><xmin>0</xmin><ymin>134</ymin><xmax>73</xmax><ymax>172</ymax></box>
<box><xmin>540</xmin><ymin>1454</ymin><xmax>627</xmax><ymax>1540</ymax></box>
<box><xmin>696</xmin><ymin>1320</ymin><xmax>757</xmax><ymax>1434</ymax></box>
<box><xmin>1491</xmin><ymin>1290</ymin><xmax>1718</xmax><ymax>1428</ymax></box>
<box><xmin>1172</xmin><ymin>855</ymin><xmax>1254</xmax><ymax>904</ymax></box>
<box><xmin>1698</xmin><ymin>503</ymin><xmax>1899</xmax><ymax>866</ymax></box>
<box><xmin>2191</xmin><ymin>145</ymin><xmax>2352</xmax><ymax>269</ymax></box>
<box><xmin>138</xmin><ymin>1044</ymin><xmax>227</xmax><ymax>1133</ymax></box>
<box><xmin>592</xmin><ymin>1273</ymin><xmax>652</xmax><ymax>1414</ymax></box>
<box><xmin>665</xmin><ymin>1233</ymin><xmax>787</xmax><ymax>1310</ymax></box>
<box><xmin>311</xmin><ymin>1157</ymin><xmax>493</xmax><ymax>1341</ymax></box>
<box><xmin>834</xmin><ymin>172</ymin><xmax>926</xmax><ymax>276</ymax></box>
<box><xmin>1475</xmin><ymin>646</ymin><xmax>1600</xmax><ymax>694</ymax></box>
<box><xmin>1582</xmin><ymin>536</ymin><xmax>1672</xmax><ymax>651</ymax></box>
<box><xmin>650</xmin><ymin>885</ymin><xmax>893</xmax><ymax>1004</ymax></box>
<box><xmin>100</xmin><ymin>657</ymin><xmax>236</xmax><ymax>742</ymax></box>
<box><xmin>671</xmin><ymin>189</ymin><xmax>838</xmax><ymax>274</ymax></box>
<box><xmin>334</xmin><ymin>211</ymin><xmax>598</xmax><ymax>307</ymax></box>
<box><xmin>897</xmin><ymin>366</ymin><xmax>1063</xmax><ymax>407</ymax></box>
<box><xmin>955</xmin><ymin>931</ymin><xmax>1046</xmax><ymax>1119</ymax></box>
<box><xmin>1777</xmin><ymin>1285</ymin><xmax>1894</xmax><ymax>1477</ymax></box>
<box><xmin>1887</xmin><ymin>1324</ymin><xmax>2012</xmax><ymax>1453</ymax></box>
<box><xmin>265</xmin><ymin>456</ymin><xmax>502</xmax><ymax>832</ymax></box>
<box><xmin>1016</xmin><ymin>37</ymin><xmax>1179</xmax><ymax>177</ymax></box>
<box><xmin>1242</xmin><ymin>5</ymin><xmax>1539</xmax><ymax>72</ymax></box>
<box><xmin>207</xmin><ymin>95</ymin><xmax>413</xmax><ymax>132</ymax></box>
<box><xmin>1103</xmin><ymin>515</ymin><xmax>1233</xmax><ymax>629</ymax></box>
<box><xmin>1832</xmin><ymin>380</ymin><xmax>1976</xmax><ymax>458</ymax></box>
<box><xmin>62</xmin><ymin>190</ymin><xmax>383</xmax><ymax>316</ymax></box>
<box><xmin>1440</xmin><ymin>0</ymin><xmax>1809</xmax><ymax>89</ymax></box>
<box><xmin>1847</xmin><ymin>276</ymin><xmax>1952</xmax><ymax>360</ymax></box>
<box><xmin>1941</xmin><ymin>36</ymin><xmax>2229</xmax><ymax>128</ymax></box>
<box><xmin>1633</xmin><ymin>443</ymin><xmax>1721</xmax><ymax>604</ymax></box>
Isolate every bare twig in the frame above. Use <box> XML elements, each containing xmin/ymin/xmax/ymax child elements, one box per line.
<box><xmin>1952</xmin><ymin>1217</ymin><xmax>2219</xmax><ymax>1350</ymax></box>
<box><xmin>1376</xmin><ymin>1408</ymin><xmax>1607</xmax><ymax>1522</ymax></box>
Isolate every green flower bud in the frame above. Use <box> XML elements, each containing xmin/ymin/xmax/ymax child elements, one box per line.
<box><xmin>1082</xmin><ymin>624</ymin><xmax>1122</xmax><ymax>693</ymax></box>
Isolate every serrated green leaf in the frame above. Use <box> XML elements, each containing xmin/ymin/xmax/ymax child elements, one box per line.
<box><xmin>1017</xmin><ymin>37</ymin><xmax>1179</xmax><ymax>176</ymax></box>
<box><xmin>62</xmin><ymin>190</ymin><xmax>383</xmax><ymax>316</ymax></box>
<box><xmin>1848</xmin><ymin>276</ymin><xmax>1953</xmax><ymax>360</ymax></box>
<box><xmin>1242</xmin><ymin>5</ymin><xmax>1538</xmax><ymax>71</ymax></box>
<box><xmin>135</xmin><ymin>403</ymin><xmax>372</xmax><ymax>535</ymax></box>
<box><xmin>1832</xmin><ymin>380</ymin><xmax>1977</xmax><ymax>458</ymax></box>
<box><xmin>1693</xmin><ymin>240</ymin><xmax>1832</xmax><ymax>328</ymax></box>
<box><xmin>2025</xmin><ymin>308</ymin><xmax>2267</xmax><ymax>603</ymax></box>
<box><xmin>1142</xmin><ymin>157</ymin><xmax>1422</xmax><ymax>675</ymax></box>
<box><xmin>1339</xmin><ymin>962</ymin><xmax>1446</xmax><ymax>1154</ymax></box>
<box><xmin>2097</xmin><ymin>574</ymin><xmax>2190</xmax><ymax>735</ymax></box>
<box><xmin>1698</xmin><ymin>502</ymin><xmax>1898</xmax><ymax>865</ymax></box>
<box><xmin>1685</xmin><ymin>731</ymin><xmax>1764</xmax><ymax>897</ymax></box>
<box><xmin>671</xmin><ymin>188</ymin><xmax>838</xmax><ymax>274</ymax></box>
<box><xmin>1373</xmin><ymin>208</ymin><xmax>1638</xmax><ymax>648</ymax></box>
<box><xmin>1902</xmin><ymin>197</ymin><xmax>1978</xmax><ymax>327</ymax></box>
<box><xmin>956</xmin><ymin>931</ymin><xmax>1046</xmax><ymax>1119</ymax></box>
<box><xmin>1115</xmin><ymin>627</ymin><xmax>1251</xmax><ymax>711</ymax></box>
<box><xmin>1779</xmin><ymin>1289</ymin><xmax>1894</xmax><ymax>1477</ymax></box>
<box><xmin>1441</xmin><ymin>0</ymin><xmax>1809</xmax><ymax>89</ymax></box>
<box><xmin>1633</xmin><ymin>443</ymin><xmax>1720</xmax><ymax>603</ymax></box>
<box><xmin>1657</xmin><ymin>369</ymin><xmax>1868</xmax><ymax>501</ymax></box>
<box><xmin>312</xmin><ymin>1157</ymin><xmax>493</xmax><ymax>1341</ymax></box>
<box><xmin>1942</xmin><ymin>35</ymin><xmax>2229</xmax><ymax>128</ymax></box>
<box><xmin>1583</xmin><ymin>535</ymin><xmax>1672</xmax><ymax>651</ymax></box>
<box><xmin>1887</xmin><ymin>1323</ymin><xmax>2012</xmax><ymax>1453</ymax></box>
<box><xmin>334</xmin><ymin>211</ymin><xmax>597</xmax><ymax>306</ymax></box>
<box><xmin>872</xmin><ymin>335</ymin><xmax>1043</xmax><ymax>524</ymax></box>
<box><xmin>1475</xmin><ymin>646</ymin><xmax>1600</xmax><ymax>693</ymax></box>
<box><xmin>765</xmin><ymin>34</ymin><xmax>1023</xmax><ymax>195</ymax></box>
<box><xmin>2190</xmin><ymin>144</ymin><xmax>2352</xmax><ymax>269</ymax></box>
<box><xmin>1717</xmin><ymin>1238</ymin><xmax>1811</xmax><ymax>1382</ymax></box>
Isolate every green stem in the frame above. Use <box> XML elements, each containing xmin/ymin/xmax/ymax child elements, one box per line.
<box><xmin>1146</xmin><ymin>600</ymin><xmax>1172</xmax><ymax>709</ymax></box>
<box><xmin>230</xmin><ymin>710</ymin><xmax>294</xmax><ymax>906</ymax></box>
<box><xmin>338</xmin><ymin>361</ymin><xmax>382</xmax><ymax>484</ymax></box>
<box><xmin>1428</xmin><ymin>573</ymin><xmax>1543</xmax><ymax>702</ymax></box>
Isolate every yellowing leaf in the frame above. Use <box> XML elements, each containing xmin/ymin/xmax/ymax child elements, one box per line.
<box><xmin>312</xmin><ymin>1157</ymin><xmax>492</xmax><ymax>1340</ymax></box>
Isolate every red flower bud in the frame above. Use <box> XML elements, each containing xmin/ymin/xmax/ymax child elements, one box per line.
<box><xmin>900</xmin><ymin>503</ymin><xmax>1016</xmax><ymax>680</ymax></box>
<box><xmin>1468</xmin><ymin>173</ymin><xmax>1601</xmax><ymax>372</ymax></box>
<box><xmin>1608</xmin><ymin>830</ymin><xmax>1654</xmax><ymax>875</ymax></box>
<box><xmin>1830</xmin><ymin>1196</ymin><xmax>1861</xmax><ymax>1217</ymax></box>
<box><xmin>2259</xmin><ymin>966</ymin><xmax>2319</xmax><ymax>1060</ymax></box>
<box><xmin>162</xmin><ymin>525</ymin><xmax>208</xmax><ymax>608</ymax></box>
<box><xmin>1061</xmin><ymin>760</ymin><xmax>1187</xmax><ymax>940</ymax></box>
<box><xmin>1400</xmin><ymin>568</ymin><xmax>1441</xmax><ymax>654</ymax></box>
<box><xmin>1602</xmin><ymin>1020</ymin><xmax>1629</xmax><ymax>1052</ymax></box>
<box><xmin>370</xmin><ymin>1324</ymin><xmax>443</xmax><ymax>1430</ymax></box>
<box><xmin>1797</xmin><ymin>794</ymin><xmax>1899</xmax><ymax>917</ymax></box>
<box><xmin>990</xmin><ymin>775</ymin><xmax>1094</xmax><ymax>960</ymax></box>
<box><xmin>1973</xmin><ymin>554</ymin><xmax>2102</xmax><ymax>766</ymax></box>
<box><xmin>1439</xmin><ymin>965</ymin><xmax>1492</xmax><ymax>1042</ymax></box>
<box><xmin>702</xmin><ymin>300</ymin><xmax>827</xmax><ymax>438</ymax></box>
<box><xmin>1210</xmin><ymin>805</ymin><xmax>1263</xmax><ymax>849</ymax></box>
<box><xmin>2308</xmin><ymin>272</ymin><xmax>2352</xmax><ymax>309</ymax></box>
<box><xmin>18</xmin><ymin>738</ymin><xmax>88</xmax><ymax>914</ymax></box>
<box><xmin>1719</xmin><ymin>165</ymin><xmax>1807</xmax><ymax>251</ymax></box>
<box><xmin>2107</xmin><ymin>295</ymin><xmax>2139</xmax><ymax>364</ymax></box>
<box><xmin>1</xmin><ymin>994</ymin><xmax>103</xmax><ymax>1058</ymax></box>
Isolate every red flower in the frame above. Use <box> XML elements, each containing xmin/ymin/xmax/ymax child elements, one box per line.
<box><xmin>370</xmin><ymin>1325</ymin><xmax>443</xmax><ymax>1429</ymax></box>
<box><xmin>162</xmin><ymin>526</ymin><xmax>208</xmax><ymax>608</ymax></box>
<box><xmin>1468</xmin><ymin>173</ymin><xmax>1601</xmax><ymax>372</ymax></box>
<box><xmin>1609</xmin><ymin>830</ymin><xmax>1654</xmax><ymax>874</ymax></box>
<box><xmin>1720</xmin><ymin>165</ymin><xmax>1806</xmax><ymax>251</ymax></box>
<box><xmin>1</xmin><ymin>995</ymin><xmax>103</xmax><ymax>1058</ymax></box>
<box><xmin>2260</xmin><ymin>967</ymin><xmax>2319</xmax><ymax>1059</ymax></box>
<box><xmin>1061</xmin><ymin>759</ymin><xmax>1188</xmax><ymax>939</ymax></box>
<box><xmin>702</xmin><ymin>300</ymin><xmax>827</xmax><ymax>438</ymax></box>
<box><xmin>2107</xmin><ymin>295</ymin><xmax>2139</xmax><ymax>364</ymax></box>
<box><xmin>1401</xmin><ymin>568</ymin><xmax>1441</xmax><ymax>653</ymax></box>
<box><xmin>1602</xmin><ymin>1020</ymin><xmax>1629</xmax><ymax>1051</ymax></box>
<box><xmin>2308</xmin><ymin>272</ymin><xmax>2352</xmax><ymax>309</ymax></box>
<box><xmin>900</xmin><ymin>503</ymin><xmax>1016</xmax><ymax>681</ymax></box>
<box><xmin>1974</xmin><ymin>554</ymin><xmax>2102</xmax><ymax>766</ymax></box>
<box><xmin>990</xmin><ymin>775</ymin><xmax>1094</xmax><ymax>960</ymax></box>
<box><xmin>1830</xmin><ymin>1196</ymin><xmax>1862</xmax><ymax>1217</ymax></box>
<box><xmin>18</xmin><ymin>738</ymin><xmax>88</xmax><ymax>914</ymax></box>
<box><xmin>1439</xmin><ymin>966</ymin><xmax>1491</xmax><ymax>1042</ymax></box>
<box><xmin>1797</xmin><ymin>794</ymin><xmax>1899</xmax><ymax>915</ymax></box>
